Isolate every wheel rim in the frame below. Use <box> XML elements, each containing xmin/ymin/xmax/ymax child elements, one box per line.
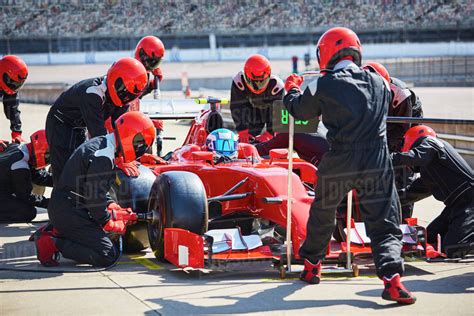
<box><xmin>147</xmin><ymin>191</ymin><xmax>166</xmax><ymax>248</ymax></box>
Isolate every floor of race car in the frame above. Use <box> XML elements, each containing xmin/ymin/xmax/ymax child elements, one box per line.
<box><xmin>1</xmin><ymin>202</ymin><xmax>473</xmax><ymax>315</ymax></box>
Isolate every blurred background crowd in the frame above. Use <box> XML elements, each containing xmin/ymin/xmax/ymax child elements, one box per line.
<box><xmin>1</xmin><ymin>0</ymin><xmax>472</xmax><ymax>37</ymax></box>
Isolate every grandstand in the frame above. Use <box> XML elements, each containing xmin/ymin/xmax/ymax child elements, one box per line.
<box><xmin>0</xmin><ymin>0</ymin><xmax>473</xmax><ymax>54</ymax></box>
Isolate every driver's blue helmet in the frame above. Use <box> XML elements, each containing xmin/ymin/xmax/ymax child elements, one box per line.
<box><xmin>205</xmin><ymin>128</ymin><xmax>239</xmax><ymax>160</ymax></box>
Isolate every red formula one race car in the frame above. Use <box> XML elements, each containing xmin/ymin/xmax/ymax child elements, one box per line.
<box><xmin>111</xmin><ymin>97</ymin><xmax>435</xmax><ymax>276</ymax></box>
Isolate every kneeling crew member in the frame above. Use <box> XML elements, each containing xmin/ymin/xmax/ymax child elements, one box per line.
<box><xmin>34</xmin><ymin>112</ymin><xmax>155</xmax><ymax>267</ymax></box>
<box><xmin>0</xmin><ymin>130</ymin><xmax>51</xmax><ymax>222</ymax></box>
<box><xmin>392</xmin><ymin>125</ymin><xmax>473</xmax><ymax>258</ymax></box>
<box><xmin>284</xmin><ymin>27</ymin><xmax>415</xmax><ymax>304</ymax></box>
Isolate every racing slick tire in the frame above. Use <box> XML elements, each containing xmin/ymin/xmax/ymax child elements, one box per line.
<box><xmin>110</xmin><ymin>165</ymin><xmax>156</xmax><ymax>252</ymax></box>
<box><xmin>147</xmin><ymin>171</ymin><xmax>208</xmax><ymax>261</ymax></box>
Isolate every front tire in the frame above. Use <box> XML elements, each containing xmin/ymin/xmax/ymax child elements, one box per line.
<box><xmin>147</xmin><ymin>171</ymin><xmax>208</xmax><ymax>261</ymax></box>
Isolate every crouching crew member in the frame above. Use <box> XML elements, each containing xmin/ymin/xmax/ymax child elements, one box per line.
<box><xmin>363</xmin><ymin>61</ymin><xmax>424</xmax><ymax>219</ymax></box>
<box><xmin>283</xmin><ymin>27</ymin><xmax>415</xmax><ymax>304</ymax></box>
<box><xmin>0</xmin><ymin>55</ymin><xmax>28</xmax><ymax>144</ymax></box>
<box><xmin>230</xmin><ymin>54</ymin><xmax>284</xmax><ymax>143</ymax></box>
<box><xmin>0</xmin><ymin>130</ymin><xmax>51</xmax><ymax>222</ymax></box>
<box><xmin>392</xmin><ymin>125</ymin><xmax>473</xmax><ymax>258</ymax></box>
<box><xmin>45</xmin><ymin>57</ymin><xmax>148</xmax><ymax>183</ymax></box>
<box><xmin>230</xmin><ymin>54</ymin><xmax>328</xmax><ymax>165</ymax></box>
<box><xmin>34</xmin><ymin>112</ymin><xmax>155</xmax><ymax>267</ymax></box>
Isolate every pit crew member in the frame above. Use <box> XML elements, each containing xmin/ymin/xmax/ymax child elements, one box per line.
<box><xmin>45</xmin><ymin>57</ymin><xmax>147</xmax><ymax>183</ymax></box>
<box><xmin>134</xmin><ymin>35</ymin><xmax>166</xmax><ymax>155</ymax></box>
<box><xmin>363</xmin><ymin>61</ymin><xmax>424</xmax><ymax>218</ymax></box>
<box><xmin>34</xmin><ymin>112</ymin><xmax>155</xmax><ymax>267</ymax></box>
<box><xmin>0</xmin><ymin>55</ymin><xmax>28</xmax><ymax>145</ymax></box>
<box><xmin>0</xmin><ymin>130</ymin><xmax>52</xmax><ymax>222</ymax></box>
<box><xmin>230</xmin><ymin>54</ymin><xmax>328</xmax><ymax>165</ymax></box>
<box><xmin>284</xmin><ymin>27</ymin><xmax>415</xmax><ymax>304</ymax></box>
<box><xmin>392</xmin><ymin>125</ymin><xmax>473</xmax><ymax>258</ymax></box>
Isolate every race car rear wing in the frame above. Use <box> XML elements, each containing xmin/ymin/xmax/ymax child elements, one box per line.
<box><xmin>140</xmin><ymin>97</ymin><xmax>229</xmax><ymax>120</ymax></box>
<box><xmin>140</xmin><ymin>98</ymin><xmax>200</xmax><ymax>120</ymax></box>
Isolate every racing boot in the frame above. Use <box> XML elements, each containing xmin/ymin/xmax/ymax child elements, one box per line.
<box><xmin>381</xmin><ymin>273</ymin><xmax>416</xmax><ymax>304</ymax></box>
<box><xmin>28</xmin><ymin>222</ymin><xmax>53</xmax><ymax>241</ymax></box>
<box><xmin>446</xmin><ymin>242</ymin><xmax>474</xmax><ymax>259</ymax></box>
<box><xmin>34</xmin><ymin>229</ymin><xmax>60</xmax><ymax>267</ymax></box>
<box><xmin>300</xmin><ymin>259</ymin><xmax>321</xmax><ymax>284</ymax></box>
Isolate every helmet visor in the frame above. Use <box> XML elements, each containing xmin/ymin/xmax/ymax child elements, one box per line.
<box><xmin>132</xmin><ymin>133</ymin><xmax>151</xmax><ymax>158</ymax></box>
<box><xmin>214</xmin><ymin>131</ymin><xmax>238</xmax><ymax>157</ymax></box>
<box><xmin>3</xmin><ymin>73</ymin><xmax>26</xmax><ymax>92</ymax></box>
<box><xmin>139</xmin><ymin>48</ymin><xmax>162</xmax><ymax>70</ymax></box>
<box><xmin>215</xmin><ymin>139</ymin><xmax>237</xmax><ymax>156</ymax></box>
<box><xmin>114</xmin><ymin>77</ymin><xmax>141</xmax><ymax>105</ymax></box>
<box><xmin>243</xmin><ymin>73</ymin><xmax>270</xmax><ymax>93</ymax></box>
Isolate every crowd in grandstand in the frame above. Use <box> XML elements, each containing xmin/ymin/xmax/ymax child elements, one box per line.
<box><xmin>0</xmin><ymin>0</ymin><xmax>472</xmax><ymax>37</ymax></box>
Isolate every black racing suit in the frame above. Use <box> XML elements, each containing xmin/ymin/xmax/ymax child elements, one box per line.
<box><xmin>2</xmin><ymin>91</ymin><xmax>22</xmax><ymax>133</ymax></box>
<box><xmin>230</xmin><ymin>71</ymin><xmax>329</xmax><ymax>164</ymax></box>
<box><xmin>140</xmin><ymin>72</ymin><xmax>159</xmax><ymax>98</ymax></box>
<box><xmin>284</xmin><ymin>60</ymin><xmax>404</xmax><ymax>278</ymax></box>
<box><xmin>46</xmin><ymin>77</ymin><xmax>128</xmax><ymax>184</ymax></box>
<box><xmin>0</xmin><ymin>144</ymin><xmax>52</xmax><ymax>222</ymax></box>
<box><xmin>139</xmin><ymin>72</ymin><xmax>163</xmax><ymax>154</ymax></box>
<box><xmin>392</xmin><ymin>137</ymin><xmax>473</xmax><ymax>257</ymax></box>
<box><xmin>230</xmin><ymin>71</ymin><xmax>284</xmax><ymax>136</ymax></box>
<box><xmin>388</xmin><ymin>77</ymin><xmax>424</xmax><ymax>218</ymax></box>
<box><xmin>47</xmin><ymin>134</ymin><xmax>118</xmax><ymax>267</ymax></box>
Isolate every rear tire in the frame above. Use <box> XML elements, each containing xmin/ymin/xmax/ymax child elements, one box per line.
<box><xmin>110</xmin><ymin>165</ymin><xmax>156</xmax><ymax>252</ymax></box>
<box><xmin>147</xmin><ymin>171</ymin><xmax>208</xmax><ymax>261</ymax></box>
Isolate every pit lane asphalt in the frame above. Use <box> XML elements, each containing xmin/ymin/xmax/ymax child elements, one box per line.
<box><xmin>1</xmin><ymin>90</ymin><xmax>473</xmax><ymax>315</ymax></box>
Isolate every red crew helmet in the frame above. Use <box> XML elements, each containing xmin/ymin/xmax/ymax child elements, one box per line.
<box><xmin>362</xmin><ymin>61</ymin><xmax>391</xmax><ymax>83</ymax></box>
<box><xmin>316</xmin><ymin>27</ymin><xmax>362</xmax><ymax>71</ymax></box>
<box><xmin>0</xmin><ymin>55</ymin><xmax>28</xmax><ymax>95</ymax></box>
<box><xmin>243</xmin><ymin>54</ymin><xmax>271</xmax><ymax>94</ymax></box>
<box><xmin>402</xmin><ymin>125</ymin><xmax>437</xmax><ymax>152</ymax></box>
<box><xmin>29</xmin><ymin>130</ymin><xmax>49</xmax><ymax>169</ymax></box>
<box><xmin>114</xmin><ymin>111</ymin><xmax>156</xmax><ymax>162</ymax></box>
<box><xmin>106</xmin><ymin>57</ymin><xmax>147</xmax><ymax>107</ymax></box>
<box><xmin>135</xmin><ymin>36</ymin><xmax>165</xmax><ymax>71</ymax></box>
